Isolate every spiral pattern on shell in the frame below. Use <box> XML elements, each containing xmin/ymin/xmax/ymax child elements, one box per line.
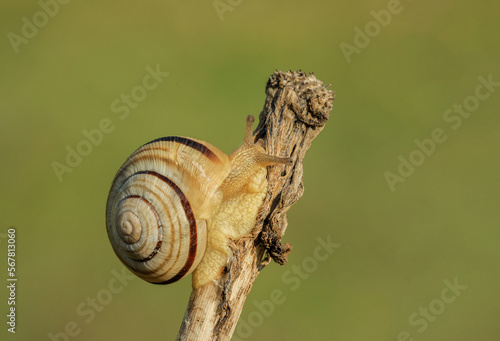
<box><xmin>106</xmin><ymin>136</ymin><xmax>231</xmax><ymax>284</ymax></box>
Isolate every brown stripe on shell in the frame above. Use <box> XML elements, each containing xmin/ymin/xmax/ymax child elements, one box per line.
<box><xmin>124</xmin><ymin>153</ymin><xmax>175</xmax><ymax>171</ymax></box>
<box><xmin>145</xmin><ymin>136</ymin><xmax>220</xmax><ymax>162</ymax></box>
<box><xmin>134</xmin><ymin>170</ymin><xmax>198</xmax><ymax>283</ymax></box>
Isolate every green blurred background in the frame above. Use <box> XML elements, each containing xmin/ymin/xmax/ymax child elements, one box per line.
<box><xmin>1</xmin><ymin>0</ymin><xmax>499</xmax><ymax>340</ymax></box>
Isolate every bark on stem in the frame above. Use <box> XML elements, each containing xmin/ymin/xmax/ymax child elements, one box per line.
<box><xmin>176</xmin><ymin>70</ymin><xmax>334</xmax><ymax>341</ymax></box>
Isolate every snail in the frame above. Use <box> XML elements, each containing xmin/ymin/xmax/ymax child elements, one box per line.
<box><xmin>105</xmin><ymin>115</ymin><xmax>292</xmax><ymax>288</ymax></box>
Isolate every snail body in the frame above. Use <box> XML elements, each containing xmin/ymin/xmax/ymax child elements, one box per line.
<box><xmin>106</xmin><ymin>116</ymin><xmax>292</xmax><ymax>288</ymax></box>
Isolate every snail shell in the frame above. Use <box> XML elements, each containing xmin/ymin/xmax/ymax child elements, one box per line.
<box><xmin>106</xmin><ymin>137</ymin><xmax>231</xmax><ymax>284</ymax></box>
<box><xmin>106</xmin><ymin>116</ymin><xmax>292</xmax><ymax>288</ymax></box>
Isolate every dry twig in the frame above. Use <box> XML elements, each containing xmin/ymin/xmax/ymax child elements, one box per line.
<box><xmin>176</xmin><ymin>70</ymin><xmax>334</xmax><ymax>341</ymax></box>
